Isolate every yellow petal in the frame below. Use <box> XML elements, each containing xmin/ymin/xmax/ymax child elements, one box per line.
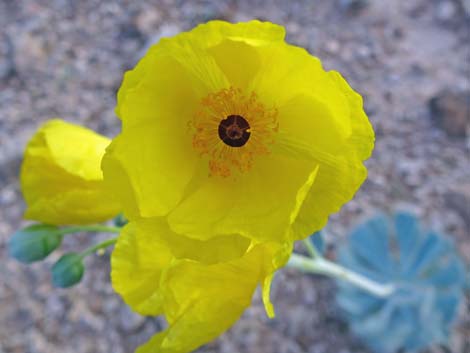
<box><xmin>261</xmin><ymin>240</ymin><xmax>293</xmax><ymax>318</ymax></box>
<box><xmin>251</xmin><ymin>43</ymin><xmax>352</xmax><ymax>141</ymax></box>
<box><xmin>118</xmin><ymin>21</ymin><xmax>284</xmax><ymax>127</ymax></box>
<box><xmin>111</xmin><ymin>218</ymin><xmax>253</xmax><ymax>316</ymax></box>
<box><xmin>167</xmin><ymin>154</ymin><xmax>319</xmax><ymax>243</ymax></box>
<box><xmin>202</xmin><ymin>20</ymin><xmax>285</xmax><ymax>90</ymax></box>
<box><xmin>291</xmin><ymin>72</ymin><xmax>375</xmax><ymax>240</ymax></box>
<box><xmin>111</xmin><ymin>216</ymin><xmax>292</xmax><ymax>353</ymax></box>
<box><xmin>110</xmin><ymin>30</ymin><xmax>230</xmax><ymax>218</ymax></box>
<box><xmin>188</xmin><ymin>20</ymin><xmax>285</xmax><ymax>48</ymax></box>
<box><xmin>245</xmin><ymin>43</ymin><xmax>374</xmax><ymax>240</ymax></box>
<box><xmin>20</xmin><ymin>119</ymin><xmax>120</xmax><ymax>225</ymax></box>
<box><xmin>208</xmin><ymin>39</ymin><xmax>261</xmax><ymax>91</ymax></box>
<box><xmin>102</xmin><ymin>121</ymin><xmax>199</xmax><ymax>219</ymax></box>
<box><xmin>111</xmin><ymin>222</ymin><xmax>173</xmax><ymax>316</ymax></box>
<box><xmin>328</xmin><ymin>70</ymin><xmax>375</xmax><ymax>160</ymax></box>
<box><xmin>136</xmin><ymin>218</ymin><xmax>252</xmax><ymax>265</ymax></box>
<box><xmin>136</xmin><ymin>242</ymin><xmax>289</xmax><ymax>353</ymax></box>
<box><xmin>116</xmin><ymin>33</ymin><xmax>228</xmax><ymax>128</ymax></box>
<box><xmin>262</xmin><ymin>273</ymin><xmax>276</xmax><ymax>318</ymax></box>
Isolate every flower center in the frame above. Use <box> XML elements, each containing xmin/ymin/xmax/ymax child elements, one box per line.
<box><xmin>218</xmin><ymin>115</ymin><xmax>251</xmax><ymax>147</ymax></box>
<box><xmin>192</xmin><ymin>87</ymin><xmax>278</xmax><ymax>177</ymax></box>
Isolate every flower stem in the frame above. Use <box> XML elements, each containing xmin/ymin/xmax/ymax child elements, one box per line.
<box><xmin>80</xmin><ymin>237</ymin><xmax>118</xmax><ymax>258</ymax></box>
<box><xmin>287</xmin><ymin>253</ymin><xmax>395</xmax><ymax>297</ymax></box>
<box><xmin>302</xmin><ymin>238</ymin><xmax>320</xmax><ymax>258</ymax></box>
<box><xmin>59</xmin><ymin>225</ymin><xmax>122</xmax><ymax>236</ymax></box>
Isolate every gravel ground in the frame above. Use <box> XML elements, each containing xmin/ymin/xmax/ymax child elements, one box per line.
<box><xmin>0</xmin><ymin>1</ymin><xmax>469</xmax><ymax>353</ymax></box>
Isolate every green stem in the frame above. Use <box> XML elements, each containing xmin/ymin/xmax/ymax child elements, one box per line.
<box><xmin>59</xmin><ymin>225</ymin><xmax>122</xmax><ymax>236</ymax></box>
<box><xmin>287</xmin><ymin>253</ymin><xmax>395</xmax><ymax>298</ymax></box>
<box><xmin>80</xmin><ymin>237</ymin><xmax>118</xmax><ymax>258</ymax></box>
<box><xmin>302</xmin><ymin>238</ymin><xmax>320</xmax><ymax>258</ymax></box>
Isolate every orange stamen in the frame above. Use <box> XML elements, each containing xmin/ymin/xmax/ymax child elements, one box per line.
<box><xmin>192</xmin><ymin>87</ymin><xmax>278</xmax><ymax>177</ymax></box>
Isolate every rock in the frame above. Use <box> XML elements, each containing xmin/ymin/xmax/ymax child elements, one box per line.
<box><xmin>0</xmin><ymin>33</ymin><xmax>15</xmax><ymax>81</ymax></box>
<box><xmin>135</xmin><ymin>8</ymin><xmax>162</xmax><ymax>35</ymax></box>
<box><xmin>136</xmin><ymin>24</ymin><xmax>181</xmax><ymax>62</ymax></box>
<box><xmin>325</xmin><ymin>40</ymin><xmax>340</xmax><ymax>54</ymax></box>
<box><xmin>118</xmin><ymin>305</ymin><xmax>146</xmax><ymax>333</ymax></box>
<box><xmin>461</xmin><ymin>0</ymin><xmax>470</xmax><ymax>15</ymax></box>
<box><xmin>445</xmin><ymin>182</ymin><xmax>470</xmax><ymax>228</ymax></box>
<box><xmin>435</xmin><ymin>0</ymin><xmax>458</xmax><ymax>22</ymax></box>
<box><xmin>338</xmin><ymin>0</ymin><xmax>369</xmax><ymax>13</ymax></box>
<box><xmin>429</xmin><ymin>90</ymin><xmax>470</xmax><ymax>138</ymax></box>
<box><xmin>13</xmin><ymin>32</ymin><xmax>48</xmax><ymax>75</ymax></box>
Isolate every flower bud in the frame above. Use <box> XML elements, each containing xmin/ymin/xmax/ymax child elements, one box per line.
<box><xmin>51</xmin><ymin>253</ymin><xmax>84</xmax><ymax>288</ymax></box>
<box><xmin>8</xmin><ymin>224</ymin><xmax>63</xmax><ymax>263</ymax></box>
<box><xmin>21</xmin><ymin>119</ymin><xmax>121</xmax><ymax>225</ymax></box>
<box><xmin>113</xmin><ymin>213</ymin><xmax>128</xmax><ymax>227</ymax></box>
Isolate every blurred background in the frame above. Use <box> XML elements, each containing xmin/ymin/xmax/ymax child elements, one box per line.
<box><xmin>0</xmin><ymin>1</ymin><xmax>469</xmax><ymax>352</ymax></box>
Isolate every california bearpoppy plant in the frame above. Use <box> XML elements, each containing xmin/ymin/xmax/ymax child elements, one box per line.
<box><xmin>10</xmin><ymin>20</ymin><xmax>392</xmax><ymax>353</ymax></box>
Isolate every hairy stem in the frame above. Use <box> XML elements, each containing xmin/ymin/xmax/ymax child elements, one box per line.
<box><xmin>287</xmin><ymin>253</ymin><xmax>395</xmax><ymax>297</ymax></box>
<box><xmin>59</xmin><ymin>225</ymin><xmax>122</xmax><ymax>236</ymax></box>
<box><xmin>302</xmin><ymin>238</ymin><xmax>320</xmax><ymax>258</ymax></box>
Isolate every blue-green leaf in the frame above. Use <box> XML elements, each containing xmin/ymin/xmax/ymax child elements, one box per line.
<box><xmin>337</xmin><ymin>212</ymin><xmax>466</xmax><ymax>353</ymax></box>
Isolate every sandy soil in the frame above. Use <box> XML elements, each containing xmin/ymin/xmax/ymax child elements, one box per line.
<box><xmin>0</xmin><ymin>1</ymin><xmax>469</xmax><ymax>352</ymax></box>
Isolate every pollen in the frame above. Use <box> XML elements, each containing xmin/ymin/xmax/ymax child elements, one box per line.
<box><xmin>192</xmin><ymin>87</ymin><xmax>278</xmax><ymax>177</ymax></box>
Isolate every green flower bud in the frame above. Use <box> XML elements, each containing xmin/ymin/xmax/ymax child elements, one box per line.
<box><xmin>113</xmin><ymin>213</ymin><xmax>128</xmax><ymax>227</ymax></box>
<box><xmin>8</xmin><ymin>224</ymin><xmax>63</xmax><ymax>263</ymax></box>
<box><xmin>51</xmin><ymin>253</ymin><xmax>84</xmax><ymax>288</ymax></box>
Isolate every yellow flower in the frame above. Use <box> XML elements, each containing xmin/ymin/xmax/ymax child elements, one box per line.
<box><xmin>21</xmin><ymin>119</ymin><xmax>120</xmax><ymax>225</ymax></box>
<box><xmin>104</xmin><ymin>20</ymin><xmax>374</xmax><ymax>352</ymax></box>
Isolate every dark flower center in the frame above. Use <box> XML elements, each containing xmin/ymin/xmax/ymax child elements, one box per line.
<box><xmin>218</xmin><ymin>115</ymin><xmax>251</xmax><ymax>147</ymax></box>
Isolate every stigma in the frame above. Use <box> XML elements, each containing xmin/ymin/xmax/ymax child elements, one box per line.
<box><xmin>218</xmin><ymin>115</ymin><xmax>251</xmax><ymax>147</ymax></box>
